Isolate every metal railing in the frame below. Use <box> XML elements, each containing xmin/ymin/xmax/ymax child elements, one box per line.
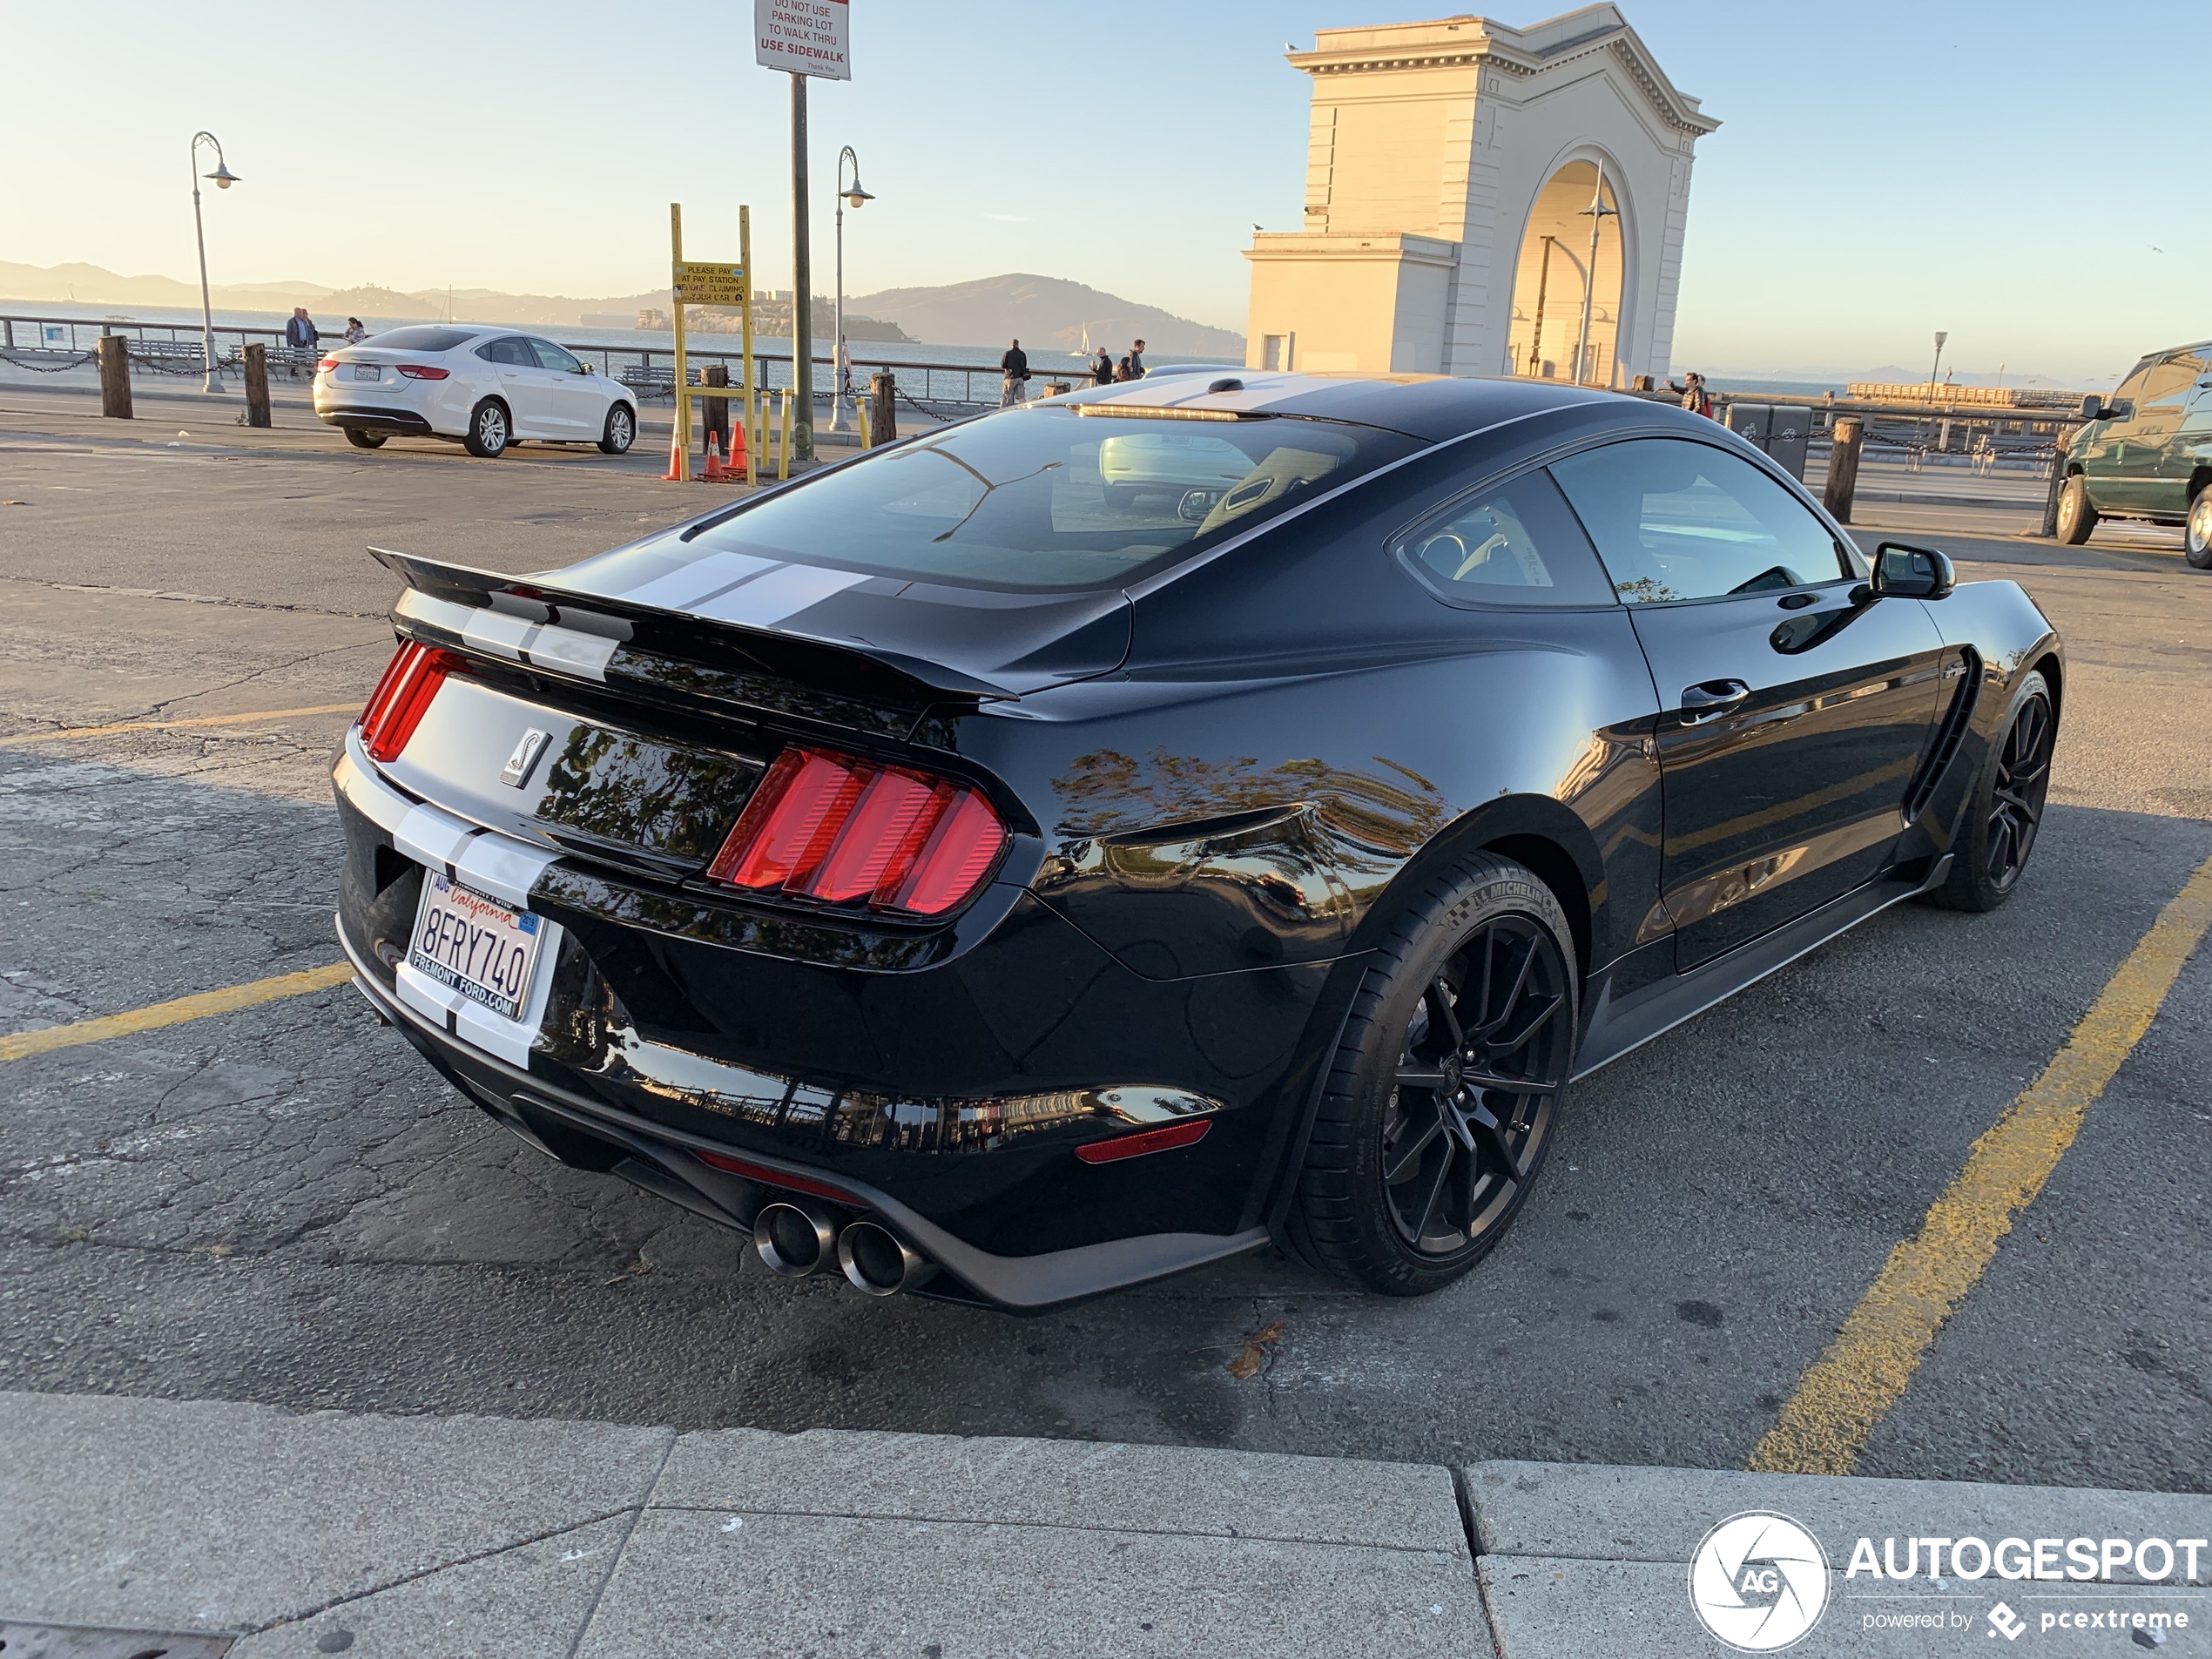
<box><xmin>0</xmin><ymin>314</ymin><xmax>1098</xmax><ymax>411</ymax></box>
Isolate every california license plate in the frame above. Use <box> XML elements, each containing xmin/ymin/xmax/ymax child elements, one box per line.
<box><xmin>408</xmin><ymin>872</ymin><xmax>543</xmax><ymax>1021</ymax></box>
<box><xmin>351</xmin><ymin>364</ymin><xmax>381</xmax><ymax>381</ymax></box>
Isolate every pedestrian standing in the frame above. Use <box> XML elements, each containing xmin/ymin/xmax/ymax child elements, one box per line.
<box><xmin>1116</xmin><ymin>354</ymin><xmax>1136</xmax><ymax>383</ymax></box>
<box><xmin>1000</xmin><ymin>338</ymin><xmax>1030</xmax><ymax>407</ymax></box>
<box><xmin>1092</xmin><ymin>347</ymin><xmax>1115</xmax><ymax>386</ymax></box>
<box><xmin>1127</xmin><ymin>338</ymin><xmax>1147</xmax><ymax>379</ymax></box>
<box><xmin>343</xmin><ymin>317</ymin><xmax>367</xmax><ymax>344</ymax></box>
<box><xmin>1669</xmin><ymin>370</ymin><xmax>1712</xmax><ymax>418</ymax></box>
<box><xmin>285</xmin><ymin>307</ymin><xmax>320</xmax><ymax>380</ymax></box>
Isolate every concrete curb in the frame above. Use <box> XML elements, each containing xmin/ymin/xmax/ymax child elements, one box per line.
<box><xmin>3</xmin><ymin>1393</ymin><xmax>2205</xmax><ymax>1656</ymax></box>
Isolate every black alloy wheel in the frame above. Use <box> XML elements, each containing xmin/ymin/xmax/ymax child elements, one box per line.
<box><xmin>1295</xmin><ymin>855</ymin><xmax>1576</xmax><ymax>1295</ymax></box>
<box><xmin>2186</xmin><ymin>481</ymin><xmax>2212</xmax><ymax>570</ymax></box>
<box><xmin>1931</xmin><ymin>669</ymin><xmax>2056</xmax><ymax>912</ymax></box>
<box><xmin>343</xmin><ymin>427</ymin><xmax>388</xmax><ymax>449</ymax></box>
<box><xmin>2055</xmin><ymin>475</ymin><xmax>2097</xmax><ymax>546</ymax></box>
<box><xmin>464</xmin><ymin>398</ymin><xmax>510</xmax><ymax>459</ymax></box>
<box><xmin>600</xmin><ymin>402</ymin><xmax>636</xmax><ymax>455</ymax></box>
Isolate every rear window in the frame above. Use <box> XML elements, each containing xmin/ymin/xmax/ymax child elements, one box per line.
<box><xmin>362</xmin><ymin>326</ymin><xmax>476</xmax><ymax>353</ymax></box>
<box><xmin>679</xmin><ymin>406</ymin><xmax>1420</xmax><ymax>590</ymax></box>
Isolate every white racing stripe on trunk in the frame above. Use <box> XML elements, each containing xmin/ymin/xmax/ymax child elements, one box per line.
<box><xmin>693</xmin><ymin>562</ymin><xmax>871</xmax><ymax>627</ymax></box>
<box><xmin>619</xmin><ymin>550</ymin><xmax>779</xmax><ymax>611</ymax></box>
<box><xmin>523</xmin><ymin>626</ymin><xmax>618</xmax><ymax>679</ymax></box>
<box><xmin>395</xmin><ymin>961</ymin><xmax>536</xmax><ymax>1068</ymax></box>
<box><xmin>392</xmin><ymin>590</ymin><xmax>618</xmax><ymax>683</ymax></box>
<box><xmin>460</xmin><ymin>608</ymin><xmax>537</xmax><ymax>662</ymax></box>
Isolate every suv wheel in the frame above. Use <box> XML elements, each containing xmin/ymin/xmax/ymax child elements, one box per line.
<box><xmin>2055</xmin><ymin>474</ymin><xmax>2096</xmax><ymax>546</ymax></box>
<box><xmin>464</xmin><ymin>399</ymin><xmax>510</xmax><ymax>459</ymax></box>
<box><xmin>1292</xmin><ymin>854</ymin><xmax>1576</xmax><ymax>1296</ymax></box>
<box><xmin>2187</xmin><ymin>479</ymin><xmax>2212</xmax><ymax>570</ymax></box>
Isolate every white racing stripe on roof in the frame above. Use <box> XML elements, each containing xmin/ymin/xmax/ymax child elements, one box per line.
<box><xmin>692</xmin><ymin>562</ymin><xmax>871</xmax><ymax>627</ymax></box>
<box><xmin>618</xmin><ymin>550</ymin><xmax>779</xmax><ymax>610</ymax></box>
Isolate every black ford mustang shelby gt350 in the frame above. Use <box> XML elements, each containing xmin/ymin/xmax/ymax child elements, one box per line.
<box><xmin>334</xmin><ymin>370</ymin><xmax>2061</xmax><ymax>1310</ymax></box>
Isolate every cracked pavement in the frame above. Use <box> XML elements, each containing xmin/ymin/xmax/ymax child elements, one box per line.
<box><xmin>1</xmin><ymin>389</ymin><xmax>2208</xmax><ymax>1491</ymax></box>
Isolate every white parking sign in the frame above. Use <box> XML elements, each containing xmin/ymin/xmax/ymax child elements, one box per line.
<box><xmin>755</xmin><ymin>0</ymin><xmax>849</xmax><ymax>79</ymax></box>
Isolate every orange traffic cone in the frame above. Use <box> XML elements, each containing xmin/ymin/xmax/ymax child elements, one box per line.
<box><xmin>727</xmin><ymin>416</ymin><xmax>749</xmax><ymax>483</ymax></box>
<box><xmin>662</xmin><ymin>416</ymin><xmax>685</xmax><ymax>482</ymax></box>
<box><xmin>702</xmin><ymin>433</ymin><xmax>727</xmax><ymax>482</ymax></box>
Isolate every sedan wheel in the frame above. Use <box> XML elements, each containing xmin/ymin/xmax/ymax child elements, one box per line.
<box><xmin>1929</xmin><ymin>669</ymin><xmax>2055</xmax><ymax>912</ymax></box>
<box><xmin>464</xmin><ymin>399</ymin><xmax>509</xmax><ymax>459</ymax></box>
<box><xmin>1294</xmin><ymin>854</ymin><xmax>1575</xmax><ymax>1295</ymax></box>
<box><xmin>2187</xmin><ymin>483</ymin><xmax>2212</xmax><ymax>570</ymax></box>
<box><xmin>599</xmin><ymin>403</ymin><xmax>636</xmax><ymax>455</ymax></box>
<box><xmin>343</xmin><ymin>428</ymin><xmax>387</xmax><ymax>450</ymax></box>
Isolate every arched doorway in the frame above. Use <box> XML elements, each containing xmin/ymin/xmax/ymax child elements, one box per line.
<box><xmin>1505</xmin><ymin>160</ymin><xmax>1627</xmax><ymax>387</ymax></box>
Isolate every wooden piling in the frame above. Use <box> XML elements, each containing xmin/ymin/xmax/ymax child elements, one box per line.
<box><xmin>1823</xmin><ymin>415</ymin><xmax>1864</xmax><ymax>524</ymax></box>
<box><xmin>97</xmin><ymin>336</ymin><xmax>132</xmax><ymax>420</ymax></box>
<box><xmin>869</xmin><ymin>371</ymin><xmax>896</xmax><ymax>447</ymax></box>
<box><xmin>242</xmin><ymin>342</ymin><xmax>273</xmax><ymax>428</ymax></box>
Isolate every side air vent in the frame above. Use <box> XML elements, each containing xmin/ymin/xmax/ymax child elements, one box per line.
<box><xmin>1904</xmin><ymin>648</ymin><xmax>1981</xmax><ymax>822</ymax></box>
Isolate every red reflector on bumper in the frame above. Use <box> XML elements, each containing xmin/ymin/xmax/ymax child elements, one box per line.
<box><xmin>1073</xmin><ymin>1117</ymin><xmax>1213</xmax><ymax>1164</ymax></box>
<box><xmin>693</xmin><ymin>1148</ymin><xmax>855</xmax><ymax>1204</ymax></box>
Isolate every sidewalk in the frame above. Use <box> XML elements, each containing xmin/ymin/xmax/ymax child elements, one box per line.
<box><xmin>3</xmin><ymin>1393</ymin><xmax>2206</xmax><ymax>1656</ymax></box>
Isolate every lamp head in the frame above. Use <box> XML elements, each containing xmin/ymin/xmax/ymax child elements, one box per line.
<box><xmin>844</xmin><ymin>184</ymin><xmax>874</xmax><ymax>210</ymax></box>
<box><xmin>206</xmin><ymin>161</ymin><xmax>240</xmax><ymax>189</ymax></box>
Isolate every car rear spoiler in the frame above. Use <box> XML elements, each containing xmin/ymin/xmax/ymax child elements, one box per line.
<box><xmin>368</xmin><ymin>546</ymin><xmax>1022</xmax><ymax>709</ymax></box>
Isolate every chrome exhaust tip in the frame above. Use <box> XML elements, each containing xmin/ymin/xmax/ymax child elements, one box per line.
<box><xmin>836</xmin><ymin>1219</ymin><xmax>938</xmax><ymax>1297</ymax></box>
<box><xmin>753</xmin><ymin>1201</ymin><xmax>837</xmax><ymax>1277</ymax></box>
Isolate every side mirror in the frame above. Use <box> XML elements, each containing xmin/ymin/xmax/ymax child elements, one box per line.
<box><xmin>1871</xmin><ymin>542</ymin><xmax>1956</xmax><ymax>601</ymax></box>
<box><xmin>2082</xmin><ymin>395</ymin><xmax>2133</xmax><ymax>421</ymax></box>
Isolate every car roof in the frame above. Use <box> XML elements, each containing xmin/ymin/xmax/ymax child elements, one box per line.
<box><xmin>1058</xmin><ymin>368</ymin><xmax>1628</xmax><ymax>444</ymax></box>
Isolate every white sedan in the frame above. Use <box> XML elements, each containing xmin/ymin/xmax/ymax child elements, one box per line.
<box><xmin>313</xmin><ymin>325</ymin><xmax>637</xmax><ymax>458</ymax></box>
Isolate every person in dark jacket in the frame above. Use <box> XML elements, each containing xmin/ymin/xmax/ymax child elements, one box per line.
<box><xmin>1116</xmin><ymin>354</ymin><xmax>1136</xmax><ymax>383</ymax></box>
<box><xmin>1126</xmin><ymin>338</ymin><xmax>1147</xmax><ymax>379</ymax></box>
<box><xmin>285</xmin><ymin>307</ymin><xmax>320</xmax><ymax>349</ymax></box>
<box><xmin>1091</xmin><ymin>347</ymin><xmax>1114</xmax><ymax>386</ymax></box>
<box><xmin>1669</xmin><ymin>370</ymin><xmax>1712</xmax><ymax>418</ymax></box>
<box><xmin>1000</xmin><ymin>339</ymin><xmax>1030</xmax><ymax>407</ymax></box>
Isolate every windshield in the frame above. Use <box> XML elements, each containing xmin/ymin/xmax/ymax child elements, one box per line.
<box><xmin>679</xmin><ymin>406</ymin><xmax>1420</xmax><ymax>590</ymax></box>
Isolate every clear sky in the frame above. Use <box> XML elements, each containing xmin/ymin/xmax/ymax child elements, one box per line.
<box><xmin>4</xmin><ymin>1</ymin><xmax>2202</xmax><ymax>382</ymax></box>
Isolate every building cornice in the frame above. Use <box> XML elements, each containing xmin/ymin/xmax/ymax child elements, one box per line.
<box><xmin>1288</xmin><ymin>13</ymin><xmax>1718</xmax><ymax>138</ymax></box>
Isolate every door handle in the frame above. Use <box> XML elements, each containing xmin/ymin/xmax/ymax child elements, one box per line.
<box><xmin>1679</xmin><ymin>679</ymin><xmax>1751</xmax><ymax>723</ymax></box>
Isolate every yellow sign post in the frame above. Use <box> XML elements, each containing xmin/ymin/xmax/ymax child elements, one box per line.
<box><xmin>667</xmin><ymin>202</ymin><xmax>753</xmax><ymax>484</ymax></box>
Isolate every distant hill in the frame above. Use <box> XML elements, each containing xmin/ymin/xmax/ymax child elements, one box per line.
<box><xmin>847</xmin><ymin>273</ymin><xmax>1243</xmax><ymax>359</ymax></box>
<box><xmin>1</xmin><ymin>260</ymin><xmax>1241</xmax><ymax>354</ymax></box>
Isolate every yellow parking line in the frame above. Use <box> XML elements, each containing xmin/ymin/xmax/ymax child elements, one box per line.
<box><xmin>1750</xmin><ymin>853</ymin><xmax>2212</xmax><ymax>1475</ymax></box>
<box><xmin>0</xmin><ymin>962</ymin><xmax>354</xmax><ymax>1062</ymax></box>
<box><xmin>0</xmin><ymin>703</ymin><xmax>360</xmax><ymax>748</ymax></box>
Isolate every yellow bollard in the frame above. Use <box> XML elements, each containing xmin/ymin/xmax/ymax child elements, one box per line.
<box><xmin>855</xmin><ymin>392</ymin><xmax>870</xmax><ymax>449</ymax></box>
<box><xmin>779</xmin><ymin>389</ymin><xmax>792</xmax><ymax>482</ymax></box>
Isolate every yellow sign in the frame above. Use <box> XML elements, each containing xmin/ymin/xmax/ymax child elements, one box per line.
<box><xmin>673</xmin><ymin>260</ymin><xmax>746</xmax><ymax>307</ymax></box>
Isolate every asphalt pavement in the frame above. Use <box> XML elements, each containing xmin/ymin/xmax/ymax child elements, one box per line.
<box><xmin>2</xmin><ymin>386</ymin><xmax>2207</xmax><ymax>1497</ymax></box>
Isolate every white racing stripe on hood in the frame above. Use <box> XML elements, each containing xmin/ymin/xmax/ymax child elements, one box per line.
<box><xmin>617</xmin><ymin>550</ymin><xmax>779</xmax><ymax>611</ymax></box>
<box><xmin>691</xmin><ymin>562</ymin><xmax>872</xmax><ymax>628</ymax></box>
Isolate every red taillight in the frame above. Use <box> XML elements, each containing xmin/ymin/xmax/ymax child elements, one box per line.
<box><xmin>357</xmin><ymin>640</ymin><xmax>462</xmax><ymax>762</ymax></box>
<box><xmin>396</xmin><ymin>364</ymin><xmax>450</xmax><ymax>381</ymax></box>
<box><xmin>1074</xmin><ymin>1118</ymin><xmax>1213</xmax><ymax>1164</ymax></box>
<box><xmin>707</xmin><ymin>746</ymin><xmax>1008</xmax><ymax>916</ymax></box>
<box><xmin>316</xmin><ymin>356</ymin><xmax>340</xmax><ymax>373</ymax></box>
<box><xmin>693</xmin><ymin>1149</ymin><xmax>855</xmax><ymax>1204</ymax></box>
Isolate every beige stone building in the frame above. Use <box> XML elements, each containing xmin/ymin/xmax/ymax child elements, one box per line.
<box><xmin>1244</xmin><ymin>4</ymin><xmax>1717</xmax><ymax>387</ymax></box>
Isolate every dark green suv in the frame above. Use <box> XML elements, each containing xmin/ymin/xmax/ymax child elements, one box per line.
<box><xmin>2056</xmin><ymin>340</ymin><xmax>2212</xmax><ymax>566</ymax></box>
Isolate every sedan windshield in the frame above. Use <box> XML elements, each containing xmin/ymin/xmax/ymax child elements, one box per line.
<box><xmin>681</xmin><ymin>406</ymin><xmax>1419</xmax><ymax>590</ymax></box>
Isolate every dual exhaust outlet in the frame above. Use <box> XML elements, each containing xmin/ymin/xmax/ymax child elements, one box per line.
<box><xmin>752</xmin><ymin>1202</ymin><xmax>936</xmax><ymax>1297</ymax></box>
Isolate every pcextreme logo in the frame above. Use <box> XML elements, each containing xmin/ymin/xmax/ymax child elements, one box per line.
<box><xmin>1689</xmin><ymin>1511</ymin><xmax>1831</xmax><ymax>1651</ymax></box>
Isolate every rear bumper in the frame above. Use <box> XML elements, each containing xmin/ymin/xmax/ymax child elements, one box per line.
<box><xmin>341</xmin><ymin>943</ymin><xmax>1268</xmax><ymax>1310</ymax></box>
<box><xmin>332</xmin><ymin>737</ymin><xmax>1339</xmax><ymax>1308</ymax></box>
<box><xmin>319</xmin><ymin>405</ymin><xmax>437</xmax><ymax>435</ymax></box>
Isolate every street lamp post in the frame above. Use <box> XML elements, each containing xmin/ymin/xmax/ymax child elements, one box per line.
<box><xmin>1928</xmin><ymin>330</ymin><xmax>1949</xmax><ymax>391</ymax></box>
<box><xmin>189</xmin><ymin>131</ymin><xmax>239</xmax><ymax>395</ymax></box>
<box><xmin>1572</xmin><ymin>163</ymin><xmax>1617</xmax><ymax>388</ymax></box>
<box><xmin>831</xmin><ymin>146</ymin><xmax>873</xmax><ymax>434</ymax></box>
